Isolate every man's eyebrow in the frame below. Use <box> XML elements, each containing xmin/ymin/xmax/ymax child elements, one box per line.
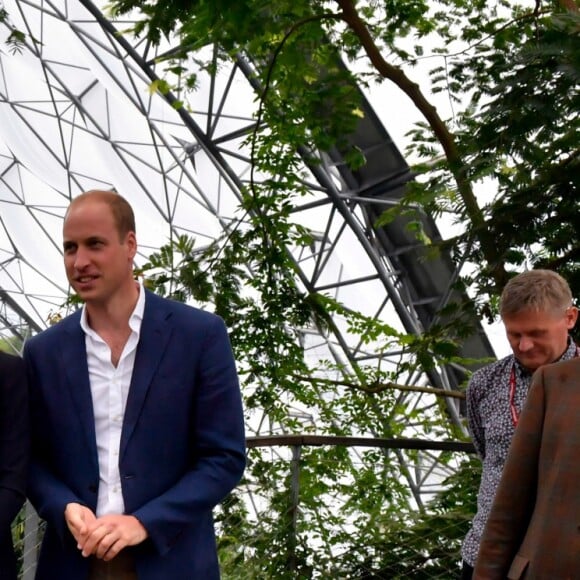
<box><xmin>64</xmin><ymin>236</ymin><xmax>104</xmax><ymax>245</ymax></box>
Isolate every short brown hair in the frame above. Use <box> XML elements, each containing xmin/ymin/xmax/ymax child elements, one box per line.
<box><xmin>67</xmin><ymin>189</ymin><xmax>135</xmax><ymax>240</ymax></box>
<box><xmin>500</xmin><ymin>269</ymin><xmax>573</xmax><ymax>317</ymax></box>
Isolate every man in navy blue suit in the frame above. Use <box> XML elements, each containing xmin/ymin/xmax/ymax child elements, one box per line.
<box><xmin>25</xmin><ymin>190</ymin><xmax>246</xmax><ymax>579</ymax></box>
<box><xmin>0</xmin><ymin>351</ymin><xmax>28</xmax><ymax>579</ymax></box>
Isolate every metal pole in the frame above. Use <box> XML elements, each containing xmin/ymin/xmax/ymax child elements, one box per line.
<box><xmin>288</xmin><ymin>444</ymin><xmax>302</xmax><ymax>574</ymax></box>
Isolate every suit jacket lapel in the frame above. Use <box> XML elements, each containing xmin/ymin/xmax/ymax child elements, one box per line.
<box><xmin>62</xmin><ymin>316</ymin><xmax>99</xmax><ymax>474</ymax></box>
<box><xmin>120</xmin><ymin>291</ymin><xmax>173</xmax><ymax>460</ymax></box>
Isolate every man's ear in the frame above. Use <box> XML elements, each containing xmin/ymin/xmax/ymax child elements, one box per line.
<box><xmin>565</xmin><ymin>306</ymin><xmax>578</xmax><ymax>329</ymax></box>
<box><xmin>125</xmin><ymin>231</ymin><xmax>137</xmax><ymax>260</ymax></box>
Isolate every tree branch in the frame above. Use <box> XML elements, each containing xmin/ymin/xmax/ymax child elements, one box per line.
<box><xmin>292</xmin><ymin>374</ymin><xmax>467</xmax><ymax>399</ymax></box>
<box><xmin>334</xmin><ymin>0</ymin><xmax>509</xmax><ymax>288</ymax></box>
<box><xmin>559</xmin><ymin>0</ymin><xmax>579</xmax><ymax>13</ymax></box>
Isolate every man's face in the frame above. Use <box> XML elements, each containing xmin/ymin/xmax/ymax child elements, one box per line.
<box><xmin>503</xmin><ymin>307</ymin><xmax>578</xmax><ymax>370</ymax></box>
<box><xmin>62</xmin><ymin>198</ymin><xmax>136</xmax><ymax>305</ymax></box>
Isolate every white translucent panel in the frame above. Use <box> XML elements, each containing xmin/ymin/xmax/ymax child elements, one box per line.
<box><xmin>73</xmin><ymin>34</ymin><xmax>148</xmax><ymax>109</ymax></box>
<box><xmin>186</xmin><ymin>153</ymin><xmax>240</xmax><ymax>217</ymax></box>
<box><xmin>13</xmin><ymin>171</ymin><xmax>69</xmax><ymax>210</ymax></box>
<box><xmin>0</xmin><ymin>101</ymin><xmax>71</xmax><ymax>191</ymax></box>
<box><xmin>1</xmin><ymin>202</ymin><xmax>54</xmax><ymax>264</ymax></box>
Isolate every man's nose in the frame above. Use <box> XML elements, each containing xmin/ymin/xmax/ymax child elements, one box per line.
<box><xmin>518</xmin><ymin>336</ymin><xmax>534</xmax><ymax>351</ymax></box>
<box><xmin>73</xmin><ymin>248</ymin><xmax>90</xmax><ymax>269</ymax></box>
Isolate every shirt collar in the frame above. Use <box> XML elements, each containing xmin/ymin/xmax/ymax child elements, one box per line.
<box><xmin>80</xmin><ymin>280</ymin><xmax>146</xmax><ymax>336</ymax></box>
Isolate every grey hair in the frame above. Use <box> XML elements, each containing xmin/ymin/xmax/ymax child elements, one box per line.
<box><xmin>500</xmin><ymin>269</ymin><xmax>573</xmax><ymax>317</ymax></box>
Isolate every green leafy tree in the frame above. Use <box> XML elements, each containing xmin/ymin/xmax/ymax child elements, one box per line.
<box><xmin>109</xmin><ymin>0</ymin><xmax>578</xmax><ymax>297</ymax></box>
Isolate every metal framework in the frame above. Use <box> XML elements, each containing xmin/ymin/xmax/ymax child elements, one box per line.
<box><xmin>0</xmin><ymin>0</ymin><xmax>493</xmax><ymax>513</ymax></box>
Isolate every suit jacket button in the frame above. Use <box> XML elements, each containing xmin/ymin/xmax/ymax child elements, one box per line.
<box><xmin>88</xmin><ymin>484</ymin><xmax>97</xmax><ymax>493</ymax></box>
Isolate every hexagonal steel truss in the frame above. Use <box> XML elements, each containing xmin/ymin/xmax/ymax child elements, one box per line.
<box><xmin>0</xmin><ymin>0</ymin><xmax>493</xmax><ymax>506</ymax></box>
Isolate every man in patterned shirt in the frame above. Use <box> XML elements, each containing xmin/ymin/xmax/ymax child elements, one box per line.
<box><xmin>461</xmin><ymin>269</ymin><xmax>578</xmax><ymax>579</ymax></box>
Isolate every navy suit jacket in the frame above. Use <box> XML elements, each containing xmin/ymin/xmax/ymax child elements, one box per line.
<box><xmin>24</xmin><ymin>290</ymin><xmax>246</xmax><ymax>580</ymax></box>
<box><xmin>0</xmin><ymin>352</ymin><xmax>28</xmax><ymax>580</ymax></box>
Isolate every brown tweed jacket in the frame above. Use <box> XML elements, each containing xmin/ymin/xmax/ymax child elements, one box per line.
<box><xmin>474</xmin><ymin>356</ymin><xmax>580</xmax><ymax>579</ymax></box>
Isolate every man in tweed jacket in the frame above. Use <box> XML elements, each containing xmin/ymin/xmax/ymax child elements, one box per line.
<box><xmin>475</xmin><ymin>356</ymin><xmax>580</xmax><ymax>579</ymax></box>
<box><xmin>462</xmin><ymin>270</ymin><xmax>578</xmax><ymax>578</ymax></box>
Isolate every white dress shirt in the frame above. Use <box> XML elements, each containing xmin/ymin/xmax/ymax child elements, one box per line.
<box><xmin>80</xmin><ymin>283</ymin><xmax>145</xmax><ymax>516</ymax></box>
